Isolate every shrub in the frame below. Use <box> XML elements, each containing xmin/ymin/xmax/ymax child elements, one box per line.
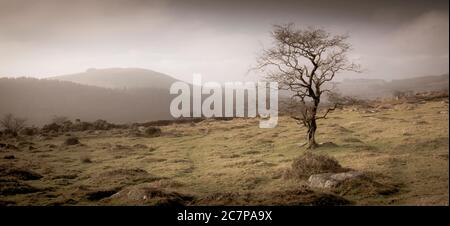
<box><xmin>80</xmin><ymin>155</ymin><xmax>92</xmax><ymax>163</ymax></box>
<box><xmin>0</xmin><ymin>113</ymin><xmax>27</xmax><ymax>136</ymax></box>
<box><xmin>64</xmin><ymin>137</ymin><xmax>80</xmax><ymax>146</ymax></box>
<box><xmin>42</xmin><ymin>123</ymin><xmax>62</xmax><ymax>133</ymax></box>
<box><xmin>144</xmin><ymin>127</ymin><xmax>161</xmax><ymax>137</ymax></box>
<box><xmin>20</xmin><ymin>127</ymin><xmax>39</xmax><ymax>136</ymax></box>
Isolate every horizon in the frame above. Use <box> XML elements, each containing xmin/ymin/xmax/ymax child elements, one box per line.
<box><xmin>1</xmin><ymin>66</ymin><xmax>449</xmax><ymax>84</ymax></box>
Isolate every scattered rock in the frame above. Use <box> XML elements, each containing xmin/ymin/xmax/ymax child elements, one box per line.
<box><xmin>362</xmin><ymin>109</ymin><xmax>379</xmax><ymax>114</ymax></box>
<box><xmin>308</xmin><ymin>171</ymin><xmax>365</xmax><ymax>189</ymax></box>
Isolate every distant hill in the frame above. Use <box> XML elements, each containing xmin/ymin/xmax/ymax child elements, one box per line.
<box><xmin>0</xmin><ymin>77</ymin><xmax>174</xmax><ymax>126</ymax></box>
<box><xmin>335</xmin><ymin>74</ymin><xmax>449</xmax><ymax>99</ymax></box>
<box><xmin>0</xmin><ymin>72</ymin><xmax>448</xmax><ymax>125</ymax></box>
<box><xmin>48</xmin><ymin>68</ymin><xmax>179</xmax><ymax>89</ymax></box>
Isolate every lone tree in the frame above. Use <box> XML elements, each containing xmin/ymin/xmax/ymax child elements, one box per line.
<box><xmin>257</xmin><ymin>24</ymin><xmax>360</xmax><ymax>149</ymax></box>
<box><xmin>0</xmin><ymin>113</ymin><xmax>27</xmax><ymax>136</ymax></box>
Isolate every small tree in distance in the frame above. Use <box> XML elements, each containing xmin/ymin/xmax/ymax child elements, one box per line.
<box><xmin>257</xmin><ymin>24</ymin><xmax>360</xmax><ymax>149</ymax></box>
<box><xmin>0</xmin><ymin>113</ymin><xmax>27</xmax><ymax>136</ymax></box>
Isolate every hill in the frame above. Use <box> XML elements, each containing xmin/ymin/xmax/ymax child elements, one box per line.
<box><xmin>48</xmin><ymin>68</ymin><xmax>179</xmax><ymax>89</ymax></box>
<box><xmin>335</xmin><ymin>74</ymin><xmax>449</xmax><ymax>99</ymax></box>
<box><xmin>0</xmin><ymin>77</ymin><xmax>174</xmax><ymax>126</ymax></box>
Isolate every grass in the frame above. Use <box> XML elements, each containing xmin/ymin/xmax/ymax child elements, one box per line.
<box><xmin>0</xmin><ymin>99</ymin><xmax>448</xmax><ymax>205</ymax></box>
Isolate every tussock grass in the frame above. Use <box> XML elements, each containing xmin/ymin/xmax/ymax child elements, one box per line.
<box><xmin>284</xmin><ymin>152</ymin><xmax>345</xmax><ymax>179</ymax></box>
<box><xmin>0</xmin><ymin>100</ymin><xmax>448</xmax><ymax>205</ymax></box>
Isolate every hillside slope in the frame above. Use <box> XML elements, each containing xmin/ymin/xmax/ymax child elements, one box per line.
<box><xmin>0</xmin><ymin>77</ymin><xmax>173</xmax><ymax>126</ymax></box>
<box><xmin>49</xmin><ymin>68</ymin><xmax>179</xmax><ymax>89</ymax></box>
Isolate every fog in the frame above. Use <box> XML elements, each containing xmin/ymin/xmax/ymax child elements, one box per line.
<box><xmin>0</xmin><ymin>0</ymin><xmax>448</xmax><ymax>82</ymax></box>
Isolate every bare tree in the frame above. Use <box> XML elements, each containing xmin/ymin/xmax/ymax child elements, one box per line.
<box><xmin>0</xmin><ymin>113</ymin><xmax>27</xmax><ymax>136</ymax></box>
<box><xmin>257</xmin><ymin>24</ymin><xmax>360</xmax><ymax>149</ymax></box>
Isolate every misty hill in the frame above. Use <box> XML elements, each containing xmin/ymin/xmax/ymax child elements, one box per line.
<box><xmin>335</xmin><ymin>74</ymin><xmax>449</xmax><ymax>99</ymax></box>
<box><xmin>49</xmin><ymin>68</ymin><xmax>179</xmax><ymax>89</ymax></box>
<box><xmin>0</xmin><ymin>77</ymin><xmax>174</xmax><ymax>126</ymax></box>
<box><xmin>1</xmin><ymin>73</ymin><xmax>448</xmax><ymax>126</ymax></box>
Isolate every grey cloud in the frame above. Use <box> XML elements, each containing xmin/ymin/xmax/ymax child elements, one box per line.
<box><xmin>0</xmin><ymin>0</ymin><xmax>448</xmax><ymax>81</ymax></box>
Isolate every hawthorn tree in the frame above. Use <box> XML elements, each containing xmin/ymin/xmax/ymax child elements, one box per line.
<box><xmin>0</xmin><ymin>113</ymin><xmax>27</xmax><ymax>136</ymax></box>
<box><xmin>257</xmin><ymin>24</ymin><xmax>360</xmax><ymax>149</ymax></box>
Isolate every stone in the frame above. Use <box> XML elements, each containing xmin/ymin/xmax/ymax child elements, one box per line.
<box><xmin>308</xmin><ymin>171</ymin><xmax>364</xmax><ymax>189</ymax></box>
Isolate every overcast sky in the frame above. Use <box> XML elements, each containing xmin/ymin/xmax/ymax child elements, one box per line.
<box><xmin>0</xmin><ymin>0</ymin><xmax>448</xmax><ymax>82</ymax></box>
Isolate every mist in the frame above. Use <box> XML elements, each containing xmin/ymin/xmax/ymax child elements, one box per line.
<box><xmin>0</xmin><ymin>0</ymin><xmax>448</xmax><ymax>82</ymax></box>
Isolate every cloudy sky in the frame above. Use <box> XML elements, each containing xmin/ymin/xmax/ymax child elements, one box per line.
<box><xmin>0</xmin><ymin>0</ymin><xmax>448</xmax><ymax>82</ymax></box>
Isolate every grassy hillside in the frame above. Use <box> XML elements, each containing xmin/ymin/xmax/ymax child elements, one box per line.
<box><xmin>0</xmin><ymin>97</ymin><xmax>448</xmax><ymax>205</ymax></box>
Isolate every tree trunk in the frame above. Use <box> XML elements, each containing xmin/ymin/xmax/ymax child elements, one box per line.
<box><xmin>307</xmin><ymin>98</ymin><xmax>320</xmax><ymax>149</ymax></box>
<box><xmin>307</xmin><ymin>118</ymin><xmax>318</xmax><ymax>149</ymax></box>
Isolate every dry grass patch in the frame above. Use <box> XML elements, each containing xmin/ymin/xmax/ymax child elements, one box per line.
<box><xmin>284</xmin><ymin>152</ymin><xmax>347</xmax><ymax>179</ymax></box>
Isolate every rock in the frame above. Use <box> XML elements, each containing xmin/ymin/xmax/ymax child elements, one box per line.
<box><xmin>308</xmin><ymin>171</ymin><xmax>364</xmax><ymax>189</ymax></box>
<box><xmin>137</xmin><ymin>126</ymin><xmax>146</xmax><ymax>133</ymax></box>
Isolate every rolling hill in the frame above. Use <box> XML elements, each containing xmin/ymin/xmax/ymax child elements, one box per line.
<box><xmin>334</xmin><ymin>74</ymin><xmax>449</xmax><ymax>99</ymax></box>
<box><xmin>0</xmin><ymin>77</ymin><xmax>174</xmax><ymax>126</ymax></box>
<box><xmin>0</xmin><ymin>69</ymin><xmax>448</xmax><ymax>126</ymax></box>
<box><xmin>48</xmin><ymin>68</ymin><xmax>179</xmax><ymax>89</ymax></box>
